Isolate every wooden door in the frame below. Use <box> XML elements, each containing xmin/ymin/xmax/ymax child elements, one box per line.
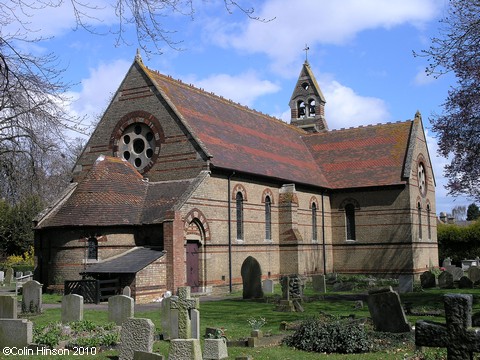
<box><xmin>186</xmin><ymin>241</ymin><xmax>200</xmax><ymax>292</ymax></box>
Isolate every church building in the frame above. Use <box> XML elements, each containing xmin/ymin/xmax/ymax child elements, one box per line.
<box><xmin>34</xmin><ymin>54</ymin><xmax>438</xmax><ymax>303</ymax></box>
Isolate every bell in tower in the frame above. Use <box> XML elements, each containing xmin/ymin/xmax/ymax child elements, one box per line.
<box><xmin>289</xmin><ymin>59</ymin><xmax>328</xmax><ymax>133</ymax></box>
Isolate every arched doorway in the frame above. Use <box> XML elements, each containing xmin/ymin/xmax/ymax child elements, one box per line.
<box><xmin>186</xmin><ymin>240</ymin><xmax>200</xmax><ymax>292</ymax></box>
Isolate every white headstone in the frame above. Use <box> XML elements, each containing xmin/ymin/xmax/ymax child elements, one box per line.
<box><xmin>0</xmin><ymin>295</ymin><xmax>17</xmax><ymax>319</ymax></box>
<box><xmin>0</xmin><ymin>319</ymin><xmax>33</xmax><ymax>348</ymax></box>
<box><xmin>108</xmin><ymin>295</ymin><xmax>134</xmax><ymax>326</ymax></box>
<box><xmin>21</xmin><ymin>280</ymin><xmax>42</xmax><ymax>313</ymax></box>
<box><xmin>61</xmin><ymin>294</ymin><xmax>84</xmax><ymax>323</ymax></box>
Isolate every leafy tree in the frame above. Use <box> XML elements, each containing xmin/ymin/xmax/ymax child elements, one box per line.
<box><xmin>437</xmin><ymin>220</ymin><xmax>480</xmax><ymax>263</ymax></box>
<box><xmin>467</xmin><ymin>203</ymin><xmax>480</xmax><ymax>221</ymax></box>
<box><xmin>417</xmin><ymin>0</ymin><xmax>480</xmax><ymax>201</ymax></box>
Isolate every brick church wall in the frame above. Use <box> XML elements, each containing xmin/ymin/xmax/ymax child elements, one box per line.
<box><xmin>134</xmin><ymin>257</ymin><xmax>167</xmax><ymax>303</ymax></box>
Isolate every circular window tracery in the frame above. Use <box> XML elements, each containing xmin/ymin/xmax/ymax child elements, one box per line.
<box><xmin>119</xmin><ymin>123</ymin><xmax>156</xmax><ymax>171</ymax></box>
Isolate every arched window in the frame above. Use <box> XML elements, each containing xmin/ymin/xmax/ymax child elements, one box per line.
<box><xmin>236</xmin><ymin>192</ymin><xmax>244</xmax><ymax>240</ymax></box>
<box><xmin>308</xmin><ymin>99</ymin><xmax>316</xmax><ymax>117</ymax></box>
<box><xmin>87</xmin><ymin>237</ymin><xmax>98</xmax><ymax>260</ymax></box>
<box><xmin>345</xmin><ymin>204</ymin><xmax>356</xmax><ymax>240</ymax></box>
<box><xmin>418</xmin><ymin>202</ymin><xmax>423</xmax><ymax>240</ymax></box>
<box><xmin>312</xmin><ymin>202</ymin><xmax>318</xmax><ymax>241</ymax></box>
<box><xmin>297</xmin><ymin>100</ymin><xmax>306</xmax><ymax>118</ymax></box>
<box><xmin>427</xmin><ymin>204</ymin><xmax>431</xmax><ymax>240</ymax></box>
<box><xmin>265</xmin><ymin>196</ymin><xmax>272</xmax><ymax>241</ymax></box>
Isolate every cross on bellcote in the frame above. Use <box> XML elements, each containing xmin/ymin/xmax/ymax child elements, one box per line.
<box><xmin>304</xmin><ymin>44</ymin><xmax>310</xmax><ymax>62</ymax></box>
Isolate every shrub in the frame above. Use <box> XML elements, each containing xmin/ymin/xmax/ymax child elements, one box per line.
<box><xmin>283</xmin><ymin>317</ymin><xmax>370</xmax><ymax>354</ymax></box>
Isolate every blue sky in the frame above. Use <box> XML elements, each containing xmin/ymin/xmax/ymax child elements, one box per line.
<box><xmin>10</xmin><ymin>0</ymin><xmax>474</xmax><ymax>214</ymax></box>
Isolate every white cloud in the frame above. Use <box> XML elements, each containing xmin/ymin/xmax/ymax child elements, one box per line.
<box><xmin>187</xmin><ymin>71</ymin><xmax>281</xmax><ymax>107</ymax></box>
<box><xmin>414</xmin><ymin>67</ymin><xmax>436</xmax><ymax>85</ymax></box>
<box><xmin>208</xmin><ymin>0</ymin><xmax>440</xmax><ymax>74</ymax></box>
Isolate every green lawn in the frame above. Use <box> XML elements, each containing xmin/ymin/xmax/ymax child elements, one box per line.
<box><xmin>11</xmin><ymin>286</ymin><xmax>480</xmax><ymax>359</ymax></box>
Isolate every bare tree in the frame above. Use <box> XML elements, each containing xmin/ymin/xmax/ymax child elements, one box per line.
<box><xmin>452</xmin><ymin>205</ymin><xmax>467</xmax><ymax>222</ymax></box>
<box><xmin>416</xmin><ymin>0</ymin><xmax>480</xmax><ymax>201</ymax></box>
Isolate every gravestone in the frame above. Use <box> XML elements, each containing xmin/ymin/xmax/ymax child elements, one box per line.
<box><xmin>168</xmin><ymin>339</ymin><xmax>202</xmax><ymax>360</ymax></box>
<box><xmin>160</xmin><ymin>296</ymin><xmax>176</xmax><ymax>339</ymax></box>
<box><xmin>241</xmin><ymin>256</ymin><xmax>264</xmax><ymax>299</ymax></box>
<box><xmin>21</xmin><ymin>280</ymin><xmax>42</xmax><ymax>313</ymax></box>
<box><xmin>367</xmin><ymin>287</ymin><xmax>410</xmax><ymax>333</ymax></box>
<box><xmin>191</xmin><ymin>308</ymin><xmax>200</xmax><ymax>340</ymax></box>
<box><xmin>170</xmin><ymin>286</ymin><xmax>199</xmax><ymax>339</ymax></box>
<box><xmin>123</xmin><ymin>286</ymin><xmax>132</xmax><ymax>297</ymax></box>
<box><xmin>420</xmin><ymin>271</ymin><xmax>436</xmax><ymax>289</ymax></box>
<box><xmin>262</xmin><ymin>279</ymin><xmax>274</xmax><ymax>294</ymax></box>
<box><xmin>468</xmin><ymin>266</ymin><xmax>480</xmax><ymax>284</ymax></box>
<box><xmin>4</xmin><ymin>268</ymin><xmax>13</xmax><ymax>285</ymax></box>
<box><xmin>398</xmin><ymin>274</ymin><xmax>414</xmax><ymax>293</ymax></box>
<box><xmin>438</xmin><ymin>271</ymin><xmax>454</xmax><ymax>289</ymax></box>
<box><xmin>312</xmin><ymin>274</ymin><xmax>326</xmax><ymax>293</ymax></box>
<box><xmin>445</xmin><ymin>265</ymin><xmax>463</xmax><ymax>281</ymax></box>
<box><xmin>459</xmin><ymin>276</ymin><xmax>474</xmax><ymax>289</ymax></box>
<box><xmin>416</xmin><ymin>294</ymin><xmax>480</xmax><ymax>360</ymax></box>
<box><xmin>0</xmin><ymin>319</ymin><xmax>33</xmax><ymax>348</ymax></box>
<box><xmin>108</xmin><ymin>295</ymin><xmax>134</xmax><ymax>326</ymax></box>
<box><xmin>0</xmin><ymin>271</ymin><xmax>4</xmax><ymax>283</ymax></box>
<box><xmin>119</xmin><ymin>318</ymin><xmax>155</xmax><ymax>360</ymax></box>
<box><xmin>61</xmin><ymin>294</ymin><xmax>83</xmax><ymax>323</ymax></box>
<box><xmin>203</xmin><ymin>338</ymin><xmax>228</xmax><ymax>360</ymax></box>
<box><xmin>442</xmin><ymin>257</ymin><xmax>452</xmax><ymax>267</ymax></box>
<box><xmin>0</xmin><ymin>295</ymin><xmax>17</xmax><ymax>319</ymax></box>
<box><xmin>15</xmin><ymin>271</ymin><xmax>23</xmax><ymax>279</ymax></box>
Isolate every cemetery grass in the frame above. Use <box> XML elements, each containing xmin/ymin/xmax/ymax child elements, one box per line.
<box><xmin>13</xmin><ymin>288</ymin><xmax>480</xmax><ymax>360</ymax></box>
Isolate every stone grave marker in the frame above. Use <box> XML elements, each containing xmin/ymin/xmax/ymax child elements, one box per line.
<box><xmin>61</xmin><ymin>294</ymin><xmax>83</xmax><ymax>323</ymax></box>
<box><xmin>445</xmin><ymin>265</ymin><xmax>463</xmax><ymax>281</ymax></box>
<box><xmin>160</xmin><ymin>296</ymin><xmax>176</xmax><ymax>340</ymax></box>
<box><xmin>262</xmin><ymin>279</ymin><xmax>274</xmax><ymax>294</ymax></box>
<box><xmin>0</xmin><ymin>319</ymin><xmax>33</xmax><ymax>348</ymax></box>
<box><xmin>469</xmin><ymin>266</ymin><xmax>480</xmax><ymax>284</ymax></box>
<box><xmin>442</xmin><ymin>257</ymin><xmax>452</xmax><ymax>267</ymax></box>
<box><xmin>241</xmin><ymin>256</ymin><xmax>264</xmax><ymax>299</ymax></box>
<box><xmin>0</xmin><ymin>295</ymin><xmax>17</xmax><ymax>319</ymax></box>
<box><xmin>459</xmin><ymin>276</ymin><xmax>474</xmax><ymax>289</ymax></box>
<box><xmin>0</xmin><ymin>271</ymin><xmax>4</xmax><ymax>283</ymax></box>
<box><xmin>191</xmin><ymin>308</ymin><xmax>200</xmax><ymax>340</ymax></box>
<box><xmin>367</xmin><ymin>287</ymin><xmax>410</xmax><ymax>333</ymax></box>
<box><xmin>123</xmin><ymin>286</ymin><xmax>132</xmax><ymax>297</ymax></box>
<box><xmin>203</xmin><ymin>338</ymin><xmax>228</xmax><ymax>360</ymax></box>
<box><xmin>15</xmin><ymin>271</ymin><xmax>23</xmax><ymax>279</ymax></box>
<box><xmin>109</xmin><ymin>295</ymin><xmax>134</xmax><ymax>326</ymax></box>
<box><xmin>398</xmin><ymin>274</ymin><xmax>414</xmax><ymax>293</ymax></box>
<box><xmin>119</xmin><ymin>318</ymin><xmax>155</xmax><ymax>360</ymax></box>
<box><xmin>21</xmin><ymin>280</ymin><xmax>42</xmax><ymax>313</ymax></box>
<box><xmin>170</xmin><ymin>286</ymin><xmax>199</xmax><ymax>339</ymax></box>
<box><xmin>416</xmin><ymin>294</ymin><xmax>480</xmax><ymax>360</ymax></box>
<box><xmin>168</xmin><ymin>339</ymin><xmax>202</xmax><ymax>360</ymax></box>
<box><xmin>312</xmin><ymin>274</ymin><xmax>326</xmax><ymax>293</ymax></box>
<box><xmin>4</xmin><ymin>268</ymin><xmax>13</xmax><ymax>285</ymax></box>
<box><xmin>438</xmin><ymin>271</ymin><xmax>454</xmax><ymax>289</ymax></box>
<box><xmin>420</xmin><ymin>271</ymin><xmax>436</xmax><ymax>289</ymax></box>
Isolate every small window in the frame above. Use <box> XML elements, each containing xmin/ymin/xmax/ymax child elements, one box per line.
<box><xmin>312</xmin><ymin>203</ymin><xmax>318</xmax><ymax>241</ymax></box>
<box><xmin>418</xmin><ymin>202</ymin><xmax>423</xmax><ymax>240</ymax></box>
<box><xmin>308</xmin><ymin>99</ymin><xmax>316</xmax><ymax>117</ymax></box>
<box><xmin>345</xmin><ymin>204</ymin><xmax>356</xmax><ymax>240</ymax></box>
<box><xmin>236</xmin><ymin>192</ymin><xmax>244</xmax><ymax>240</ymax></box>
<box><xmin>87</xmin><ymin>237</ymin><xmax>98</xmax><ymax>260</ymax></box>
<box><xmin>427</xmin><ymin>204</ymin><xmax>432</xmax><ymax>240</ymax></box>
<box><xmin>265</xmin><ymin>196</ymin><xmax>272</xmax><ymax>241</ymax></box>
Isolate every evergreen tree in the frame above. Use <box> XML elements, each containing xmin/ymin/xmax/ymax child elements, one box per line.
<box><xmin>467</xmin><ymin>203</ymin><xmax>480</xmax><ymax>221</ymax></box>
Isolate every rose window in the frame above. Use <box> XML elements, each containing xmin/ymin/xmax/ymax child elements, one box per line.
<box><xmin>119</xmin><ymin>123</ymin><xmax>156</xmax><ymax>171</ymax></box>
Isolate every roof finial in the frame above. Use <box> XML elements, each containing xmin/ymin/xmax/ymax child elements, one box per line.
<box><xmin>135</xmin><ymin>48</ymin><xmax>143</xmax><ymax>64</ymax></box>
<box><xmin>415</xmin><ymin>110</ymin><xmax>422</xmax><ymax>121</ymax></box>
<box><xmin>303</xmin><ymin>44</ymin><xmax>310</xmax><ymax>63</ymax></box>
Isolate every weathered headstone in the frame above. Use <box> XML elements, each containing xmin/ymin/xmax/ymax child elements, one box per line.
<box><xmin>203</xmin><ymin>338</ymin><xmax>228</xmax><ymax>360</ymax></box>
<box><xmin>459</xmin><ymin>276</ymin><xmax>474</xmax><ymax>289</ymax></box>
<box><xmin>445</xmin><ymin>265</ymin><xmax>463</xmax><ymax>281</ymax></box>
<box><xmin>438</xmin><ymin>271</ymin><xmax>454</xmax><ymax>289</ymax></box>
<box><xmin>241</xmin><ymin>256</ymin><xmax>264</xmax><ymax>299</ymax></box>
<box><xmin>160</xmin><ymin>296</ymin><xmax>175</xmax><ymax>340</ymax></box>
<box><xmin>108</xmin><ymin>295</ymin><xmax>134</xmax><ymax>326</ymax></box>
<box><xmin>420</xmin><ymin>271</ymin><xmax>436</xmax><ymax>289</ymax></box>
<box><xmin>416</xmin><ymin>294</ymin><xmax>480</xmax><ymax>360</ymax></box>
<box><xmin>4</xmin><ymin>268</ymin><xmax>13</xmax><ymax>285</ymax></box>
<box><xmin>168</xmin><ymin>339</ymin><xmax>202</xmax><ymax>360</ymax></box>
<box><xmin>15</xmin><ymin>271</ymin><xmax>23</xmax><ymax>279</ymax></box>
<box><xmin>0</xmin><ymin>271</ymin><xmax>4</xmax><ymax>283</ymax></box>
<box><xmin>398</xmin><ymin>274</ymin><xmax>414</xmax><ymax>293</ymax></box>
<box><xmin>123</xmin><ymin>286</ymin><xmax>132</xmax><ymax>297</ymax></box>
<box><xmin>0</xmin><ymin>319</ymin><xmax>33</xmax><ymax>348</ymax></box>
<box><xmin>61</xmin><ymin>294</ymin><xmax>83</xmax><ymax>323</ymax></box>
<box><xmin>262</xmin><ymin>279</ymin><xmax>274</xmax><ymax>294</ymax></box>
<box><xmin>119</xmin><ymin>318</ymin><xmax>155</xmax><ymax>360</ymax></box>
<box><xmin>367</xmin><ymin>287</ymin><xmax>410</xmax><ymax>333</ymax></box>
<box><xmin>312</xmin><ymin>274</ymin><xmax>326</xmax><ymax>293</ymax></box>
<box><xmin>21</xmin><ymin>280</ymin><xmax>42</xmax><ymax>313</ymax></box>
<box><xmin>191</xmin><ymin>308</ymin><xmax>200</xmax><ymax>340</ymax></box>
<box><xmin>0</xmin><ymin>295</ymin><xmax>17</xmax><ymax>319</ymax></box>
<box><xmin>468</xmin><ymin>266</ymin><xmax>480</xmax><ymax>284</ymax></box>
<box><xmin>170</xmin><ymin>286</ymin><xmax>199</xmax><ymax>339</ymax></box>
<box><xmin>442</xmin><ymin>257</ymin><xmax>452</xmax><ymax>267</ymax></box>
<box><xmin>133</xmin><ymin>351</ymin><xmax>164</xmax><ymax>360</ymax></box>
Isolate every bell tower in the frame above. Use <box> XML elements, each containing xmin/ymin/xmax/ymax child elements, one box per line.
<box><xmin>289</xmin><ymin>60</ymin><xmax>328</xmax><ymax>133</ymax></box>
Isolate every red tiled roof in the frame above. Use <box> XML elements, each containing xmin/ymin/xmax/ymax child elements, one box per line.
<box><xmin>147</xmin><ymin>69</ymin><xmax>329</xmax><ymax>187</ymax></box>
<box><xmin>303</xmin><ymin>121</ymin><xmax>413</xmax><ymax>189</ymax></box>
<box><xmin>37</xmin><ymin>156</ymin><xmax>193</xmax><ymax>228</ymax></box>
